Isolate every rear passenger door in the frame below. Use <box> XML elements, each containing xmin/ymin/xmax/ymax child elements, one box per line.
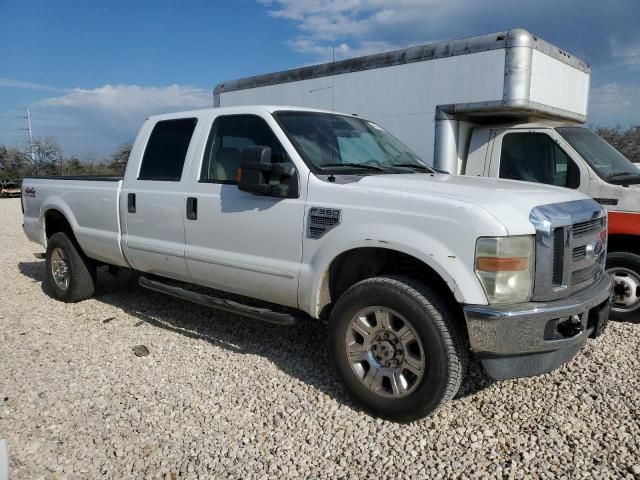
<box><xmin>122</xmin><ymin>117</ymin><xmax>198</xmax><ymax>281</ymax></box>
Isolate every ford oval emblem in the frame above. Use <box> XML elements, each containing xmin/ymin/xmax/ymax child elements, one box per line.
<box><xmin>593</xmin><ymin>240</ymin><xmax>603</xmax><ymax>256</ymax></box>
<box><xmin>586</xmin><ymin>240</ymin><xmax>603</xmax><ymax>259</ymax></box>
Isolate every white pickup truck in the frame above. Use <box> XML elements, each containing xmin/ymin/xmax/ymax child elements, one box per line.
<box><xmin>22</xmin><ymin>106</ymin><xmax>612</xmax><ymax>420</ymax></box>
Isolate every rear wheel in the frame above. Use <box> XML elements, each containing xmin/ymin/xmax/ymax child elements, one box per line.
<box><xmin>45</xmin><ymin>232</ymin><xmax>96</xmax><ymax>302</ymax></box>
<box><xmin>606</xmin><ymin>251</ymin><xmax>640</xmax><ymax>322</ymax></box>
<box><xmin>328</xmin><ymin>275</ymin><xmax>466</xmax><ymax>421</ymax></box>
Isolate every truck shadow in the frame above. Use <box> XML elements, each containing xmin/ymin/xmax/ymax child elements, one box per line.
<box><xmin>19</xmin><ymin>261</ymin><xmax>494</xmax><ymax>415</ymax></box>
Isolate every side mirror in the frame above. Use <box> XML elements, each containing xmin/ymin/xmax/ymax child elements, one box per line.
<box><xmin>238</xmin><ymin>146</ymin><xmax>298</xmax><ymax>198</ymax></box>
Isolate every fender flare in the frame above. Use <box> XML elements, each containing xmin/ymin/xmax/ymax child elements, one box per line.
<box><xmin>300</xmin><ymin>224</ymin><xmax>488</xmax><ymax>317</ymax></box>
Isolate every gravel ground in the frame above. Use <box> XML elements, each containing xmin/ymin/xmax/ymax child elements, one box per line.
<box><xmin>0</xmin><ymin>197</ymin><xmax>638</xmax><ymax>479</ymax></box>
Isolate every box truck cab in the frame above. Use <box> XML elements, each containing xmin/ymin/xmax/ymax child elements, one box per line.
<box><xmin>214</xmin><ymin>28</ymin><xmax>640</xmax><ymax>320</ymax></box>
<box><xmin>466</xmin><ymin>122</ymin><xmax>640</xmax><ymax>320</ymax></box>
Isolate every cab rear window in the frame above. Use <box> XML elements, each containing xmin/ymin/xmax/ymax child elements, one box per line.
<box><xmin>138</xmin><ymin>118</ymin><xmax>197</xmax><ymax>181</ymax></box>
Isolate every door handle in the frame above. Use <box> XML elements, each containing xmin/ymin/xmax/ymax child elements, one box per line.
<box><xmin>128</xmin><ymin>193</ymin><xmax>136</xmax><ymax>213</ymax></box>
<box><xmin>186</xmin><ymin>197</ymin><xmax>197</xmax><ymax>220</ymax></box>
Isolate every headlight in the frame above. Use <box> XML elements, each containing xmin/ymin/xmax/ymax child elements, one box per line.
<box><xmin>474</xmin><ymin>236</ymin><xmax>534</xmax><ymax>304</ymax></box>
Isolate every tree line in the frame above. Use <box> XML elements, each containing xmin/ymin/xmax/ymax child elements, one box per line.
<box><xmin>0</xmin><ymin>138</ymin><xmax>132</xmax><ymax>181</ymax></box>
<box><xmin>1</xmin><ymin>125</ymin><xmax>638</xmax><ymax>182</ymax></box>
<box><xmin>595</xmin><ymin>126</ymin><xmax>640</xmax><ymax>163</ymax></box>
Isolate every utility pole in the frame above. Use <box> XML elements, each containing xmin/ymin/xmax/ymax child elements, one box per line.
<box><xmin>19</xmin><ymin>108</ymin><xmax>36</xmax><ymax>164</ymax></box>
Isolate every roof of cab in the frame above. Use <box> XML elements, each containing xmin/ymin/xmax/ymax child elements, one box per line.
<box><xmin>145</xmin><ymin>105</ymin><xmax>356</xmax><ymax>122</ymax></box>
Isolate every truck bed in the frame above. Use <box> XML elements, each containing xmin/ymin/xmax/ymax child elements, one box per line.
<box><xmin>21</xmin><ymin>176</ymin><xmax>128</xmax><ymax>268</ymax></box>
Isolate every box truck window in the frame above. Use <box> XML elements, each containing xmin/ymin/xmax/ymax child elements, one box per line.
<box><xmin>557</xmin><ymin>127</ymin><xmax>640</xmax><ymax>185</ymax></box>
<box><xmin>499</xmin><ymin>133</ymin><xmax>578</xmax><ymax>188</ymax></box>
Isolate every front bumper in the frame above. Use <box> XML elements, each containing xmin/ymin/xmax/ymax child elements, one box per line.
<box><xmin>463</xmin><ymin>274</ymin><xmax>612</xmax><ymax>380</ymax></box>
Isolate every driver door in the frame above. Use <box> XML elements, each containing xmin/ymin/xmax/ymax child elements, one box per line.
<box><xmin>183</xmin><ymin>113</ymin><xmax>307</xmax><ymax>308</ymax></box>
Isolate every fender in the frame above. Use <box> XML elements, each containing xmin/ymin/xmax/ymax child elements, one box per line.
<box><xmin>40</xmin><ymin>196</ymin><xmax>82</xmax><ymax>248</ymax></box>
<box><xmin>299</xmin><ymin>222</ymin><xmax>492</xmax><ymax>318</ymax></box>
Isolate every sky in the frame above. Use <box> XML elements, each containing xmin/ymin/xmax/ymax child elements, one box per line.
<box><xmin>1</xmin><ymin>0</ymin><xmax>639</xmax><ymax>160</ymax></box>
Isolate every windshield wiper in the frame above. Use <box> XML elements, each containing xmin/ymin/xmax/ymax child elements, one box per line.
<box><xmin>320</xmin><ymin>162</ymin><xmax>386</xmax><ymax>172</ymax></box>
<box><xmin>393</xmin><ymin>163</ymin><xmax>436</xmax><ymax>173</ymax></box>
<box><xmin>606</xmin><ymin>171</ymin><xmax>639</xmax><ymax>179</ymax></box>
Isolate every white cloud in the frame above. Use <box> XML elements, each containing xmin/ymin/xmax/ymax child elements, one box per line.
<box><xmin>589</xmin><ymin>83</ymin><xmax>640</xmax><ymax>126</ymax></box>
<box><xmin>27</xmin><ymin>84</ymin><xmax>211</xmax><ymax>157</ymax></box>
<box><xmin>0</xmin><ymin>77</ymin><xmax>64</xmax><ymax>92</ymax></box>
<box><xmin>611</xmin><ymin>40</ymin><xmax>640</xmax><ymax>68</ymax></box>
<box><xmin>37</xmin><ymin>84</ymin><xmax>211</xmax><ymax>131</ymax></box>
<box><xmin>261</xmin><ymin>0</ymin><xmax>465</xmax><ymax>52</ymax></box>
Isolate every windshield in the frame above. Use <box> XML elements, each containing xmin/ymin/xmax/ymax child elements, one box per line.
<box><xmin>556</xmin><ymin>127</ymin><xmax>640</xmax><ymax>184</ymax></box>
<box><xmin>274</xmin><ymin>111</ymin><xmax>433</xmax><ymax>175</ymax></box>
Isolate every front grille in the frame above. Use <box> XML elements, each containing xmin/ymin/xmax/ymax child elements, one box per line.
<box><xmin>572</xmin><ymin>218</ymin><xmax>604</xmax><ymax>237</ymax></box>
<box><xmin>530</xmin><ymin>200</ymin><xmax>606</xmax><ymax>301</ymax></box>
<box><xmin>571</xmin><ymin>264</ymin><xmax>601</xmax><ymax>285</ymax></box>
<box><xmin>572</xmin><ymin>245</ymin><xmax>586</xmax><ymax>262</ymax></box>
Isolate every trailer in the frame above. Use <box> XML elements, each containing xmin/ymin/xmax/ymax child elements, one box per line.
<box><xmin>214</xmin><ymin>28</ymin><xmax>640</xmax><ymax>321</ymax></box>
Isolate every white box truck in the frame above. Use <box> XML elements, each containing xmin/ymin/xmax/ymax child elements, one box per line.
<box><xmin>214</xmin><ymin>28</ymin><xmax>640</xmax><ymax>320</ymax></box>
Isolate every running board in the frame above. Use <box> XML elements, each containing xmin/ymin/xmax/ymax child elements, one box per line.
<box><xmin>138</xmin><ymin>277</ymin><xmax>307</xmax><ymax>326</ymax></box>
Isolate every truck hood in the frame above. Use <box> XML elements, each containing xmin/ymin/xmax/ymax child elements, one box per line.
<box><xmin>355</xmin><ymin>173</ymin><xmax>593</xmax><ymax>235</ymax></box>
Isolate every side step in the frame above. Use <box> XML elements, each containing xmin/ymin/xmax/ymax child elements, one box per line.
<box><xmin>138</xmin><ymin>277</ymin><xmax>307</xmax><ymax>326</ymax></box>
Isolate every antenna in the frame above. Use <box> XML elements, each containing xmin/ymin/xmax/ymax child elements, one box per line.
<box><xmin>331</xmin><ymin>46</ymin><xmax>336</xmax><ymax>166</ymax></box>
<box><xmin>331</xmin><ymin>46</ymin><xmax>335</xmax><ymax>114</ymax></box>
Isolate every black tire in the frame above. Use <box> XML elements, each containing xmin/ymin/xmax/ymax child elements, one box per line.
<box><xmin>328</xmin><ymin>275</ymin><xmax>466</xmax><ymax>421</ymax></box>
<box><xmin>606</xmin><ymin>251</ymin><xmax>640</xmax><ymax>322</ymax></box>
<box><xmin>45</xmin><ymin>232</ymin><xmax>96</xmax><ymax>302</ymax></box>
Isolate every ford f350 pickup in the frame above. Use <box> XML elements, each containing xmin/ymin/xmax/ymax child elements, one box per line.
<box><xmin>22</xmin><ymin>106</ymin><xmax>612</xmax><ymax>420</ymax></box>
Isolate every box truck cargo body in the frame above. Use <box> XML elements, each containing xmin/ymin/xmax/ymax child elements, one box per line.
<box><xmin>214</xmin><ymin>29</ymin><xmax>591</xmax><ymax>174</ymax></box>
<box><xmin>215</xmin><ymin>28</ymin><xmax>640</xmax><ymax>321</ymax></box>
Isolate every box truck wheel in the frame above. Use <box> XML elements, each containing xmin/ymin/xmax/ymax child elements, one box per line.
<box><xmin>45</xmin><ymin>232</ymin><xmax>96</xmax><ymax>302</ymax></box>
<box><xmin>328</xmin><ymin>275</ymin><xmax>466</xmax><ymax>421</ymax></box>
<box><xmin>606</xmin><ymin>251</ymin><xmax>640</xmax><ymax>322</ymax></box>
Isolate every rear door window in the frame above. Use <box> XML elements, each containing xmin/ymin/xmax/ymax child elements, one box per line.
<box><xmin>138</xmin><ymin>118</ymin><xmax>197</xmax><ymax>181</ymax></box>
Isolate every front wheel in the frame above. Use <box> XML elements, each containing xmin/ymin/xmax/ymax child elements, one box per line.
<box><xmin>606</xmin><ymin>251</ymin><xmax>640</xmax><ymax>322</ymax></box>
<box><xmin>328</xmin><ymin>275</ymin><xmax>466</xmax><ymax>421</ymax></box>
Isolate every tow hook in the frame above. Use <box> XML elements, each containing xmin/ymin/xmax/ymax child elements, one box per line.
<box><xmin>557</xmin><ymin>314</ymin><xmax>584</xmax><ymax>338</ymax></box>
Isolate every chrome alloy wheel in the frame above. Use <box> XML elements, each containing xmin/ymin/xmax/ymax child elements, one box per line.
<box><xmin>50</xmin><ymin>247</ymin><xmax>70</xmax><ymax>290</ymax></box>
<box><xmin>345</xmin><ymin>306</ymin><xmax>425</xmax><ymax>398</ymax></box>
<box><xmin>607</xmin><ymin>267</ymin><xmax>640</xmax><ymax>313</ymax></box>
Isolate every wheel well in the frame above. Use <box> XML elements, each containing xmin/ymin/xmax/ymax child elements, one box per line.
<box><xmin>45</xmin><ymin>210</ymin><xmax>76</xmax><ymax>243</ymax></box>
<box><xmin>608</xmin><ymin>234</ymin><xmax>640</xmax><ymax>256</ymax></box>
<box><xmin>317</xmin><ymin>247</ymin><xmax>462</xmax><ymax>320</ymax></box>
